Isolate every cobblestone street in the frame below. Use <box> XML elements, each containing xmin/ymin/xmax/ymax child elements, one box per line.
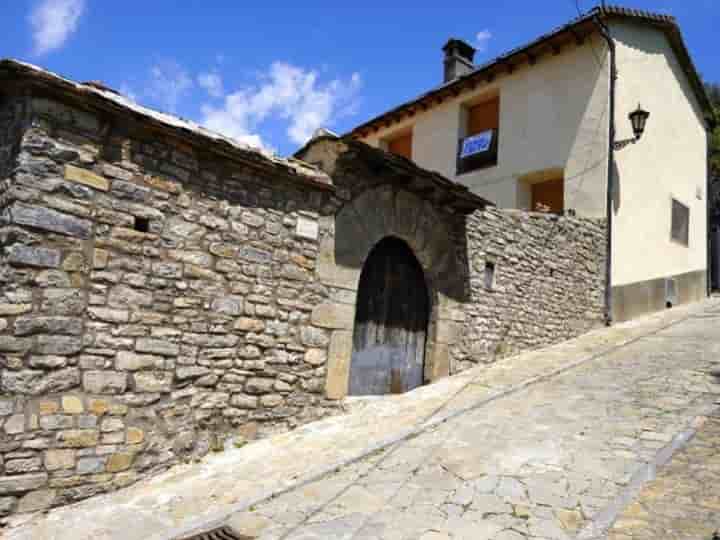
<box><xmin>6</xmin><ymin>299</ymin><xmax>720</xmax><ymax>540</ymax></box>
<box><xmin>607</xmin><ymin>411</ymin><xmax>720</xmax><ymax>540</ymax></box>
<box><xmin>227</xmin><ymin>305</ymin><xmax>720</xmax><ymax>540</ymax></box>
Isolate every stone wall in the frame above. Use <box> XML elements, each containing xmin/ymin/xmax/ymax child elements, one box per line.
<box><xmin>0</xmin><ymin>82</ymin><xmax>606</xmax><ymax>523</ymax></box>
<box><xmin>453</xmin><ymin>208</ymin><xmax>607</xmax><ymax>372</ymax></box>
<box><xmin>0</xmin><ymin>94</ymin><xmax>341</xmax><ymax>521</ymax></box>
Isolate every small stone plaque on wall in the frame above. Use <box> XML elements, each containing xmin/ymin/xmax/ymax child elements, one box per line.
<box><xmin>296</xmin><ymin>216</ymin><xmax>319</xmax><ymax>240</ymax></box>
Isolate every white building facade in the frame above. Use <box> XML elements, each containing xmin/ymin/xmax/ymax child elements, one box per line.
<box><xmin>351</xmin><ymin>6</ymin><xmax>713</xmax><ymax>322</ymax></box>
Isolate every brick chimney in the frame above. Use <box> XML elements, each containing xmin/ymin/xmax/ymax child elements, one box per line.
<box><xmin>442</xmin><ymin>39</ymin><xmax>476</xmax><ymax>83</ymax></box>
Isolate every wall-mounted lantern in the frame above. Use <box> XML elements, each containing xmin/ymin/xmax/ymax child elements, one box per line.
<box><xmin>614</xmin><ymin>104</ymin><xmax>650</xmax><ymax>150</ymax></box>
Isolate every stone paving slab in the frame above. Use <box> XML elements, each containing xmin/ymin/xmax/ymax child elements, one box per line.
<box><xmin>221</xmin><ymin>303</ymin><xmax>720</xmax><ymax>540</ymax></box>
<box><xmin>605</xmin><ymin>411</ymin><xmax>720</xmax><ymax>540</ymax></box>
<box><xmin>5</xmin><ymin>298</ymin><xmax>720</xmax><ymax>540</ymax></box>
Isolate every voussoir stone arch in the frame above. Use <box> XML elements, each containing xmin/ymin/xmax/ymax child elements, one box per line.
<box><xmin>315</xmin><ymin>185</ymin><xmax>455</xmax><ymax>399</ymax></box>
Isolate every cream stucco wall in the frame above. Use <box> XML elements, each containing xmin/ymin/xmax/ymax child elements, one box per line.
<box><xmin>362</xmin><ymin>36</ymin><xmax>611</xmax><ymax>218</ymax></box>
<box><xmin>359</xmin><ymin>24</ymin><xmax>708</xmax><ymax>298</ymax></box>
<box><xmin>610</xmin><ymin>21</ymin><xmax>707</xmax><ymax>287</ymax></box>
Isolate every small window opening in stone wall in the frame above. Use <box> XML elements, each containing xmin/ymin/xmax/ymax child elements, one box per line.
<box><xmin>484</xmin><ymin>261</ymin><xmax>496</xmax><ymax>290</ymax></box>
<box><xmin>134</xmin><ymin>216</ymin><xmax>150</xmax><ymax>233</ymax></box>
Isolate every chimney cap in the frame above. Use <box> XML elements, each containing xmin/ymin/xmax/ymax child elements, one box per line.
<box><xmin>442</xmin><ymin>38</ymin><xmax>476</xmax><ymax>61</ymax></box>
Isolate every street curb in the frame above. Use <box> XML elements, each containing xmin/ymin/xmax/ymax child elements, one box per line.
<box><xmin>143</xmin><ymin>302</ymin><xmax>719</xmax><ymax>540</ymax></box>
<box><xmin>576</xmin><ymin>405</ymin><xmax>720</xmax><ymax>540</ymax></box>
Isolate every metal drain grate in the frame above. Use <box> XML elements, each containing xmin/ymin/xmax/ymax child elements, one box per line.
<box><xmin>176</xmin><ymin>525</ymin><xmax>254</xmax><ymax>540</ymax></box>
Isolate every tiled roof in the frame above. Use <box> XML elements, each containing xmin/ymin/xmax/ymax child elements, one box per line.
<box><xmin>350</xmin><ymin>5</ymin><xmax>713</xmax><ymax>137</ymax></box>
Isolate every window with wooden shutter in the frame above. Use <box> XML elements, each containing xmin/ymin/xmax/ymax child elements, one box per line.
<box><xmin>387</xmin><ymin>131</ymin><xmax>413</xmax><ymax>160</ymax></box>
<box><xmin>531</xmin><ymin>178</ymin><xmax>564</xmax><ymax>214</ymax></box>
<box><xmin>467</xmin><ymin>97</ymin><xmax>499</xmax><ymax>136</ymax></box>
<box><xmin>457</xmin><ymin>97</ymin><xmax>500</xmax><ymax>174</ymax></box>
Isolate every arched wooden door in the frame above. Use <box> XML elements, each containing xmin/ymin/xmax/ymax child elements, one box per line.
<box><xmin>349</xmin><ymin>237</ymin><xmax>430</xmax><ymax>395</ymax></box>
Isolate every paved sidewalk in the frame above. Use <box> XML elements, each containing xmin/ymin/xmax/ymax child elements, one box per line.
<box><xmin>6</xmin><ymin>298</ymin><xmax>720</xmax><ymax>540</ymax></box>
<box><xmin>606</xmin><ymin>411</ymin><xmax>720</xmax><ymax>540</ymax></box>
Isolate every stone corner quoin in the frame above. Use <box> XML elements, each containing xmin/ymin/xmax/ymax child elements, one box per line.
<box><xmin>0</xmin><ymin>80</ymin><xmax>606</xmax><ymax>519</ymax></box>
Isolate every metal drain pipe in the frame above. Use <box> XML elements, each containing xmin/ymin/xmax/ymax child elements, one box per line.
<box><xmin>593</xmin><ymin>7</ymin><xmax>617</xmax><ymax>326</ymax></box>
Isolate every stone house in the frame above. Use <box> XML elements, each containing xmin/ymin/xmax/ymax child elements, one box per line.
<box><xmin>0</xmin><ymin>59</ymin><xmax>605</xmax><ymax>519</ymax></box>
<box><xmin>351</xmin><ymin>5</ymin><xmax>714</xmax><ymax>322</ymax></box>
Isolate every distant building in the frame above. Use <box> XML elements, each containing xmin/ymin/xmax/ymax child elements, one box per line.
<box><xmin>350</xmin><ymin>5</ymin><xmax>714</xmax><ymax>321</ymax></box>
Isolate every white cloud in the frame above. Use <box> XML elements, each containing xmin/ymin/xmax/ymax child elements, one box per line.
<box><xmin>147</xmin><ymin>61</ymin><xmax>194</xmax><ymax>114</ymax></box>
<box><xmin>200</xmin><ymin>62</ymin><xmax>361</xmax><ymax>151</ymax></box>
<box><xmin>30</xmin><ymin>0</ymin><xmax>85</xmax><ymax>56</ymax></box>
<box><xmin>476</xmin><ymin>29</ymin><xmax>493</xmax><ymax>52</ymax></box>
<box><xmin>197</xmin><ymin>72</ymin><xmax>224</xmax><ymax>98</ymax></box>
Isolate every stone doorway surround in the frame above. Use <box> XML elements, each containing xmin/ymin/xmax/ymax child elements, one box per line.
<box><xmin>314</xmin><ymin>185</ymin><xmax>462</xmax><ymax>399</ymax></box>
<box><xmin>295</xmin><ymin>136</ymin><xmax>492</xmax><ymax>400</ymax></box>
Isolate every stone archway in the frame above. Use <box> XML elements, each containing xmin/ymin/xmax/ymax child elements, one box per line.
<box><xmin>314</xmin><ymin>186</ymin><xmax>466</xmax><ymax>400</ymax></box>
<box><xmin>349</xmin><ymin>237</ymin><xmax>430</xmax><ymax>395</ymax></box>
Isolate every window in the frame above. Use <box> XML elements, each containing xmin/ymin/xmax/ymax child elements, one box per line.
<box><xmin>531</xmin><ymin>178</ymin><xmax>564</xmax><ymax>214</ymax></box>
<box><xmin>457</xmin><ymin>97</ymin><xmax>500</xmax><ymax>174</ymax></box>
<box><xmin>671</xmin><ymin>199</ymin><xmax>689</xmax><ymax>245</ymax></box>
<box><xmin>386</xmin><ymin>131</ymin><xmax>413</xmax><ymax>160</ymax></box>
<box><xmin>467</xmin><ymin>98</ymin><xmax>499</xmax><ymax>136</ymax></box>
<box><xmin>484</xmin><ymin>261</ymin><xmax>496</xmax><ymax>290</ymax></box>
<box><xmin>134</xmin><ymin>216</ymin><xmax>150</xmax><ymax>233</ymax></box>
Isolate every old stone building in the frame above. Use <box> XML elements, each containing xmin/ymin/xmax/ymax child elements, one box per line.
<box><xmin>0</xmin><ymin>59</ymin><xmax>606</xmax><ymax>520</ymax></box>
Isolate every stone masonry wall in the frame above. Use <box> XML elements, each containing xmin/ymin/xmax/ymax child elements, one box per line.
<box><xmin>0</xmin><ymin>89</ymin><xmax>607</xmax><ymax>522</ymax></box>
<box><xmin>0</xmin><ymin>95</ymin><xmax>340</xmax><ymax>521</ymax></box>
<box><xmin>453</xmin><ymin>208</ymin><xmax>607</xmax><ymax>372</ymax></box>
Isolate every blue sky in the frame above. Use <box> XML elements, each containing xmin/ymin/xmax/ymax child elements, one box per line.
<box><xmin>3</xmin><ymin>1</ymin><xmax>718</xmax><ymax>156</ymax></box>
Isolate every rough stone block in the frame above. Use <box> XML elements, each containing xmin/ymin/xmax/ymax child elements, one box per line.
<box><xmin>14</xmin><ymin>316</ymin><xmax>83</xmax><ymax>336</ymax></box>
<box><xmin>9</xmin><ymin>202</ymin><xmax>92</xmax><ymax>239</ymax></box>
<box><xmin>126</xmin><ymin>427</ymin><xmax>144</xmax><ymax>445</ymax></box>
<box><xmin>325</xmin><ymin>331</ymin><xmax>352</xmax><ymax>400</ymax></box>
<box><xmin>3</xmin><ymin>415</ymin><xmax>26</xmax><ymax>435</ymax></box>
<box><xmin>211</xmin><ymin>296</ymin><xmax>244</xmax><ymax>316</ymax></box>
<box><xmin>0</xmin><ymin>473</ymin><xmax>48</xmax><ymax>495</ymax></box>
<box><xmin>116</xmin><ymin>351</ymin><xmax>164</xmax><ymax>371</ymax></box>
<box><xmin>6</xmin><ymin>245</ymin><xmax>61</xmax><ymax>268</ymax></box>
<box><xmin>106</xmin><ymin>452</ymin><xmax>134</xmax><ymax>473</ymax></box>
<box><xmin>300</xmin><ymin>326</ymin><xmax>330</xmax><ymax>348</ymax></box>
<box><xmin>34</xmin><ymin>335</ymin><xmax>83</xmax><ymax>355</ymax></box>
<box><xmin>61</xmin><ymin>395</ymin><xmax>84</xmax><ymax>414</ymax></box>
<box><xmin>0</xmin><ymin>336</ymin><xmax>33</xmax><ymax>353</ymax></box>
<box><xmin>5</xmin><ymin>458</ymin><xmax>42</xmax><ymax>474</ymax></box>
<box><xmin>0</xmin><ymin>303</ymin><xmax>32</xmax><ymax>316</ymax></box>
<box><xmin>135</xmin><ymin>338</ymin><xmax>179</xmax><ymax>357</ymax></box>
<box><xmin>311</xmin><ymin>303</ymin><xmax>355</xmax><ymax>330</ymax></box>
<box><xmin>77</xmin><ymin>457</ymin><xmax>106</xmax><ymax>475</ymax></box>
<box><xmin>56</xmin><ymin>430</ymin><xmax>99</xmax><ymax>448</ymax></box>
<box><xmin>133</xmin><ymin>372</ymin><xmax>172</xmax><ymax>393</ymax></box>
<box><xmin>41</xmin><ymin>288</ymin><xmax>85</xmax><ymax>315</ymax></box>
<box><xmin>93</xmin><ymin>248</ymin><xmax>109</xmax><ymax>269</ymax></box>
<box><xmin>88</xmin><ymin>307</ymin><xmax>130</xmax><ymax>324</ymax></box>
<box><xmin>64</xmin><ymin>164</ymin><xmax>109</xmax><ymax>191</ymax></box>
<box><xmin>82</xmin><ymin>371</ymin><xmax>127</xmax><ymax>395</ymax></box>
<box><xmin>245</xmin><ymin>378</ymin><xmax>275</xmax><ymax>395</ymax></box>
<box><xmin>44</xmin><ymin>449</ymin><xmax>75</xmax><ymax>471</ymax></box>
<box><xmin>2</xmin><ymin>368</ymin><xmax>80</xmax><ymax>396</ymax></box>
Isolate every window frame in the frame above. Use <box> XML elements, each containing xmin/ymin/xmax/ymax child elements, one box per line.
<box><xmin>670</xmin><ymin>198</ymin><xmax>690</xmax><ymax>246</ymax></box>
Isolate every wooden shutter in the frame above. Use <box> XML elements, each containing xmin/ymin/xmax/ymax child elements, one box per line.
<box><xmin>388</xmin><ymin>132</ymin><xmax>413</xmax><ymax>159</ymax></box>
<box><xmin>531</xmin><ymin>178</ymin><xmax>564</xmax><ymax>214</ymax></box>
<box><xmin>468</xmin><ymin>98</ymin><xmax>499</xmax><ymax>136</ymax></box>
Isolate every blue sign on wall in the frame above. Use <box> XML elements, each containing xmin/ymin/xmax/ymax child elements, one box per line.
<box><xmin>460</xmin><ymin>130</ymin><xmax>493</xmax><ymax>158</ymax></box>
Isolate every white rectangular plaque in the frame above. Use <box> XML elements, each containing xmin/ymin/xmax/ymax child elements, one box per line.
<box><xmin>296</xmin><ymin>216</ymin><xmax>319</xmax><ymax>240</ymax></box>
